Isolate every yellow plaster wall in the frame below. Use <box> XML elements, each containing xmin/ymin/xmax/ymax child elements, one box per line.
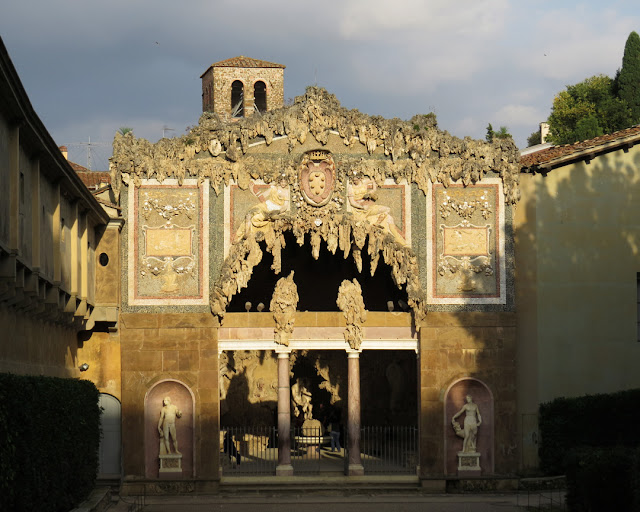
<box><xmin>0</xmin><ymin>112</ymin><xmax>9</xmax><ymax>245</ymax></box>
<box><xmin>0</xmin><ymin>304</ymin><xmax>81</xmax><ymax>377</ymax></box>
<box><xmin>516</xmin><ymin>145</ymin><xmax>640</xmax><ymax>406</ymax></box>
<box><xmin>18</xmin><ymin>145</ymin><xmax>32</xmax><ymax>262</ymax></box>
<box><xmin>95</xmin><ymin>226</ymin><xmax>120</xmax><ymax>305</ymax></box>
<box><xmin>76</xmin><ymin>331</ymin><xmax>121</xmax><ymax>399</ymax></box>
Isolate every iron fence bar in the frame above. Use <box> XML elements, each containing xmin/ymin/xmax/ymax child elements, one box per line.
<box><xmin>357</xmin><ymin>425</ymin><xmax>417</xmax><ymax>474</ymax></box>
<box><xmin>221</xmin><ymin>426</ymin><xmax>277</xmax><ymax>475</ymax></box>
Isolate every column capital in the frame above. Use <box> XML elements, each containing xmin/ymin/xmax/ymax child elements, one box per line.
<box><xmin>275</xmin><ymin>349</ymin><xmax>291</xmax><ymax>357</ymax></box>
<box><xmin>346</xmin><ymin>349</ymin><xmax>361</xmax><ymax>358</ymax></box>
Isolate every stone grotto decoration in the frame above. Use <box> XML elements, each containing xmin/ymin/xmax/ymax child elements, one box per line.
<box><xmin>270</xmin><ymin>271</ymin><xmax>299</xmax><ymax>346</ymax></box>
<box><xmin>110</xmin><ymin>86</ymin><xmax>519</xmax><ymax>319</ymax></box>
<box><xmin>336</xmin><ymin>278</ymin><xmax>367</xmax><ymax>351</ymax></box>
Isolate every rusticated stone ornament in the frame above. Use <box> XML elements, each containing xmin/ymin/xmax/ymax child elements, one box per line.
<box><xmin>337</xmin><ymin>278</ymin><xmax>367</xmax><ymax>350</ymax></box>
<box><xmin>270</xmin><ymin>271</ymin><xmax>299</xmax><ymax>346</ymax></box>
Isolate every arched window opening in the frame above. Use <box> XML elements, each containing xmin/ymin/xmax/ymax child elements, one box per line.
<box><xmin>254</xmin><ymin>81</ymin><xmax>267</xmax><ymax>113</ymax></box>
<box><xmin>231</xmin><ymin>80</ymin><xmax>244</xmax><ymax>118</ymax></box>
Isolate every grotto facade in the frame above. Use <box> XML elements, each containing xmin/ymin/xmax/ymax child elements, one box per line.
<box><xmin>102</xmin><ymin>53</ymin><xmax>520</xmax><ymax>488</ymax></box>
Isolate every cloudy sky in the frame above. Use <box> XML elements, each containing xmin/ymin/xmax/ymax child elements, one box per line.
<box><xmin>2</xmin><ymin>0</ymin><xmax>640</xmax><ymax>170</ymax></box>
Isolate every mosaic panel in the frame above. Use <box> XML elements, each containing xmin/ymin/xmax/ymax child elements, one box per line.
<box><xmin>128</xmin><ymin>179</ymin><xmax>209</xmax><ymax>305</ymax></box>
<box><xmin>427</xmin><ymin>179</ymin><xmax>505</xmax><ymax>304</ymax></box>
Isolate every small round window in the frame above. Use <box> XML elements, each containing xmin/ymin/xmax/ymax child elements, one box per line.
<box><xmin>99</xmin><ymin>253</ymin><xmax>109</xmax><ymax>267</ymax></box>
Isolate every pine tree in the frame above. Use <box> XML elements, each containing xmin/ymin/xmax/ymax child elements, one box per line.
<box><xmin>485</xmin><ymin>123</ymin><xmax>494</xmax><ymax>142</ymax></box>
<box><xmin>617</xmin><ymin>31</ymin><xmax>640</xmax><ymax>124</ymax></box>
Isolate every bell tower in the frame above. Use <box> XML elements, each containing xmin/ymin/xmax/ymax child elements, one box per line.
<box><xmin>200</xmin><ymin>56</ymin><xmax>285</xmax><ymax>118</ymax></box>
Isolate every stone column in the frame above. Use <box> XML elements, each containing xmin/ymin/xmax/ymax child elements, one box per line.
<box><xmin>276</xmin><ymin>350</ymin><xmax>293</xmax><ymax>476</ymax></box>
<box><xmin>415</xmin><ymin>347</ymin><xmax>421</xmax><ymax>477</ymax></box>
<box><xmin>347</xmin><ymin>349</ymin><xmax>364</xmax><ymax>476</ymax></box>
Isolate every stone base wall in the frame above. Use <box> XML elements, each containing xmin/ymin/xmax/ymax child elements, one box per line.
<box><xmin>120</xmin><ymin>313</ymin><xmax>219</xmax><ymax>480</ymax></box>
<box><xmin>418</xmin><ymin>312</ymin><xmax>517</xmax><ymax>477</ymax></box>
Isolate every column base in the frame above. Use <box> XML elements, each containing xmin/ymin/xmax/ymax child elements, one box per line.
<box><xmin>347</xmin><ymin>463</ymin><xmax>365</xmax><ymax>476</ymax></box>
<box><xmin>276</xmin><ymin>464</ymin><xmax>294</xmax><ymax>476</ymax></box>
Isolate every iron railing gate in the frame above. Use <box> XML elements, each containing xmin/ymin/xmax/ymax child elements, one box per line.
<box><xmin>220</xmin><ymin>426</ymin><xmax>277</xmax><ymax>475</ymax></box>
<box><xmin>359</xmin><ymin>426</ymin><xmax>418</xmax><ymax>474</ymax></box>
<box><xmin>291</xmin><ymin>426</ymin><xmax>326</xmax><ymax>474</ymax></box>
<box><xmin>220</xmin><ymin>425</ymin><xmax>417</xmax><ymax>475</ymax></box>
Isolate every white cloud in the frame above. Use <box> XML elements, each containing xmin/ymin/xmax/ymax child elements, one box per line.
<box><xmin>524</xmin><ymin>6</ymin><xmax>639</xmax><ymax>81</ymax></box>
<box><xmin>493</xmin><ymin>104</ymin><xmax>547</xmax><ymax>128</ymax></box>
<box><xmin>339</xmin><ymin>0</ymin><xmax>509</xmax><ymax>40</ymax></box>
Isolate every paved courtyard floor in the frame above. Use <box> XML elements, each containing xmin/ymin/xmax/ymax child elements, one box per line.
<box><xmin>110</xmin><ymin>492</ymin><xmax>529</xmax><ymax>512</ymax></box>
<box><xmin>107</xmin><ymin>489</ymin><xmax>568</xmax><ymax>512</ymax></box>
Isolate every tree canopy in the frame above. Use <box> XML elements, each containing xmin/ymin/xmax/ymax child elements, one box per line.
<box><xmin>541</xmin><ymin>31</ymin><xmax>640</xmax><ymax>145</ymax></box>
<box><xmin>547</xmin><ymin>74</ymin><xmax>632</xmax><ymax>145</ymax></box>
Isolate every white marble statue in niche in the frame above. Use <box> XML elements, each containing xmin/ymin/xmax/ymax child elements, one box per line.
<box><xmin>158</xmin><ymin>396</ymin><xmax>182</xmax><ymax>455</ymax></box>
<box><xmin>451</xmin><ymin>394</ymin><xmax>482</xmax><ymax>453</ymax></box>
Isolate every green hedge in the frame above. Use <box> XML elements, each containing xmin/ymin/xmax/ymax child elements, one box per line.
<box><xmin>0</xmin><ymin>373</ymin><xmax>101</xmax><ymax>512</ymax></box>
<box><xmin>539</xmin><ymin>389</ymin><xmax>640</xmax><ymax>475</ymax></box>
<box><xmin>565</xmin><ymin>447</ymin><xmax>640</xmax><ymax>512</ymax></box>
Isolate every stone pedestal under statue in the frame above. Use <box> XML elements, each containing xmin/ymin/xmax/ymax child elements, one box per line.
<box><xmin>159</xmin><ymin>453</ymin><xmax>183</xmax><ymax>478</ymax></box>
<box><xmin>457</xmin><ymin>451</ymin><xmax>481</xmax><ymax>476</ymax></box>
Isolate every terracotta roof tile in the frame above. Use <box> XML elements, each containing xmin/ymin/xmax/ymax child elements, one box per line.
<box><xmin>69</xmin><ymin>160</ymin><xmax>90</xmax><ymax>172</ymax></box>
<box><xmin>75</xmin><ymin>170</ymin><xmax>111</xmax><ymax>189</ymax></box>
<box><xmin>521</xmin><ymin>125</ymin><xmax>640</xmax><ymax>169</ymax></box>
<box><xmin>210</xmin><ymin>56</ymin><xmax>285</xmax><ymax>69</ymax></box>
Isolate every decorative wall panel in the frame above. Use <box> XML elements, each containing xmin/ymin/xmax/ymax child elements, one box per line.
<box><xmin>128</xmin><ymin>179</ymin><xmax>209</xmax><ymax>306</ymax></box>
<box><xmin>427</xmin><ymin>179</ymin><xmax>505</xmax><ymax>304</ymax></box>
<box><xmin>224</xmin><ymin>177</ymin><xmax>411</xmax><ymax>257</ymax></box>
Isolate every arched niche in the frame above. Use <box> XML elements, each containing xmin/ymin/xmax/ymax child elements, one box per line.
<box><xmin>98</xmin><ymin>393</ymin><xmax>121</xmax><ymax>477</ymax></box>
<box><xmin>444</xmin><ymin>377</ymin><xmax>494</xmax><ymax>475</ymax></box>
<box><xmin>144</xmin><ymin>380</ymin><xmax>195</xmax><ymax>479</ymax></box>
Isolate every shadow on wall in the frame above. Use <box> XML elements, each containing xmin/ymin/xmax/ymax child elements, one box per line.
<box><xmin>513</xmin><ymin>147</ymin><xmax>640</xmax><ymax>473</ymax></box>
<box><xmin>220</xmin><ymin>347</ymin><xmax>418</xmax><ymax>429</ymax></box>
<box><xmin>518</xmin><ymin>149</ymin><xmax>640</xmax><ymax>399</ymax></box>
<box><xmin>221</xmin><ymin>352</ymin><xmax>278</xmax><ymax>427</ymax></box>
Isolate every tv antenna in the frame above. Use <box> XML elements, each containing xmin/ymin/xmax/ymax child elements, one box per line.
<box><xmin>66</xmin><ymin>137</ymin><xmax>110</xmax><ymax>170</ymax></box>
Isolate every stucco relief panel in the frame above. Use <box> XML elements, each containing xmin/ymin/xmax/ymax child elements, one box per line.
<box><xmin>224</xmin><ymin>176</ymin><xmax>411</xmax><ymax>258</ymax></box>
<box><xmin>224</xmin><ymin>179</ymin><xmax>291</xmax><ymax>257</ymax></box>
<box><xmin>346</xmin><ymin>178</ymin><xmax>411</xmax><ymax>248</ymax></box>
<box><xmin>128</xmin><ymin>179</ymin><xmax>209</xmax><ymax>305</ymax></box>
<box><xmin>427</xmin><ymin>179</ymin><xmax>505</xmax><ymax>304</ymax></box>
